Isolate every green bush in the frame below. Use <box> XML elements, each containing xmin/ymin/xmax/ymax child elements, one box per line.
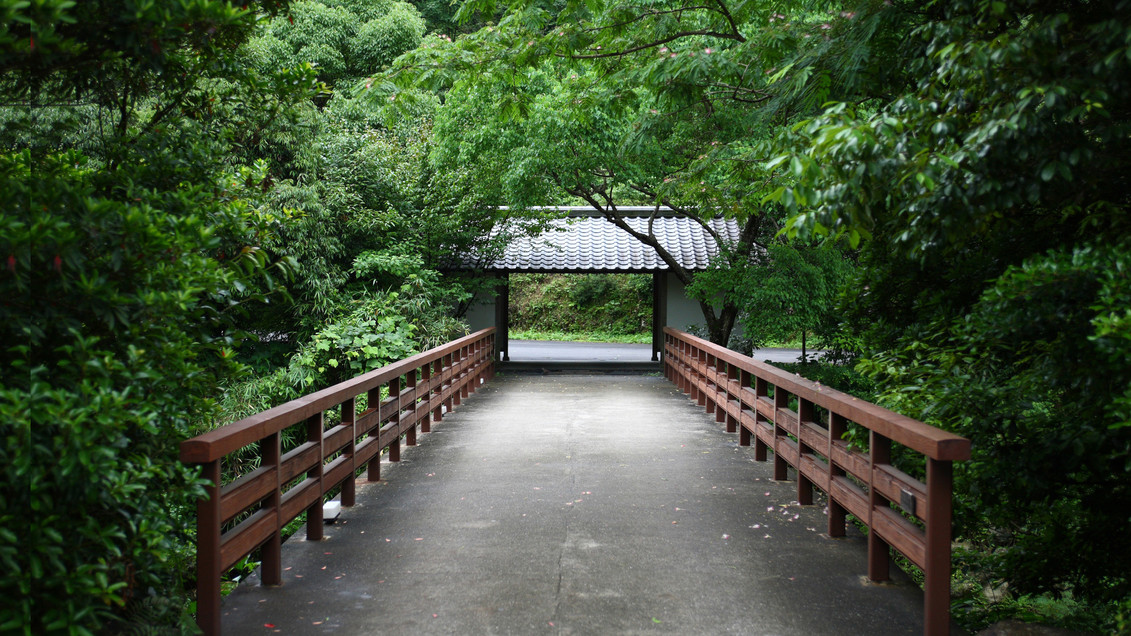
<box><xmin>2</xmin><ymin>148</ymin><xmax>265</xmax><ymax>632</ymax></box>
<box><xmin>1</xmin><ymin>1</ymin><xmax>312</xmax><ymax>631</ymax></box>
<box><xmin>353</xmin><ymin>5</ymin><xmax>427</xmax><ymax>72</ymax></box>
<box><xmin>510</xmin><ymin>273</ymin><xmax>651</xmax><ymax>337</ymax></box>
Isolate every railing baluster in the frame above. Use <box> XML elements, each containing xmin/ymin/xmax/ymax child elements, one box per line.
<box><xmin>754</xmin><ymin>377</ymin><xmax>769</xmax><ymax>462</ymax></box>
<box><xmin>443</xmin><ymin>352</ymin><xmax>454</xmax><ymax>413</ymax></box>
<box><xmin>924</xmin><ymin>458</ymin><xmax>954</xmax><ymax>636</ymax></box>
<box><xmin>341</xmin><ymin>399</ymin><xmax>356</xmax><ymax>507</ymax></box>
<box><xmin>196</xmin><ymin>459</ymin><xmax>222</xmax><ymax>636</ymax></box>
<box><xmin>772</xmin><ymin>384</ymin><xmax>789</xmax><ymax>481</ymax></box>
<box><xmin>739</xmin><ymin>369</ymin><xmax>752</xmax><ymax>446</ymax></box>
<box><xmin>459</xmin><ymin>344</ymin><xmax>470</xmax><ymax>401</ymax></box>
<box><xmin>367</xmin><ymin>386</ymin><xmax>381</xmax><ymax>482</ymax></box>
<box><xmin>421</xmin><ymin>362</ymin><xmax>433</xmax><ymax>433</ymax></box>
<box><xmin>262</xmin><ymin>432</ymin><xmax>282</xmax><ymax>584</ymax></box>
<box><xmin>405</xmin><ymin>371</ymin><xmax>418</xmax><ymax>447</ymax></box>
<box><xmin>797</xmin><ymin>399</ymin><xmax>815</xmax><ymax>505</ymax></box>
<box><xmin>431</xmin><ymin>359</ymin><xmax>444</xmax><ymax>423</ymax></box>
<box><xmin>705</xmin><ymin>353</ymin><xmax>717</xmax><ymax>416</ymax></box>
<box><xmin>827</xmin><ymin>412</ymin><xmax>848</xmax><ymax>538</ymax></box>
<box><xmin>306</xmin><ymin>413</ymin><xmax>324</xmax><ymax>541</ymax></box>
<box><xmin>388</xmin><ymin>376</ymin><xmax>401</xmax><ymax>463</ymax></box>
<box><xmin>867</xmin><ymin>430</ymin><xmax>891</xmax><ymax>582</ymax></box>
<box><xmin>725</xmin><ymin>362</ymin><xmax>738</xmax><ymax>433</ymax></box>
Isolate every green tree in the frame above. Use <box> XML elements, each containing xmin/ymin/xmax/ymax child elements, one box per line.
<box><xmin>1</xmin><ymin>1</ymin><xmax>319</xmax><ymax>631</ymax></box>
<box><xmin>250</xmin><ymin>0</ymin><xmax>426</xmax><ymax>88</ymax></box>
<box><xmin>689</xmin><ymin>240</ymin><xmax>856</xmax><ymax>358</ymax></box>
<box><xmin>770</xmin><ymin>0</ymin><xmax>1131</xmax><ymax>605</ymax></box>
<box><xmin>370</xmin><ymin>0</ymin><xmax>897</xmax><ymax>344</ymax></box>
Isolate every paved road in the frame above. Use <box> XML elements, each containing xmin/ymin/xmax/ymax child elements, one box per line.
<box><xmin>507</xmin><ymin>340</ymin><xmax>815</xmax><ymax>364</ymax></box>
<box><xmin>221</xmin><ymin>374</ymin><xmax>941</xmax><ymax>635</ymax></box>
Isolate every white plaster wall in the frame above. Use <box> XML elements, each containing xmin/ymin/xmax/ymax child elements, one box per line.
<box><xmin>665</xmin><ymin>274</ymin><xmax>704</xmax><ymax>333</ymax></box>
<box><xmin>465</xmin><ymin>292</ymin><xmax>496</xmax><ymax>332</ymax></box>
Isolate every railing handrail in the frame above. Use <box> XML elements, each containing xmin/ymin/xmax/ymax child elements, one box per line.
<box><xmin>664</xmin><ymin>328</ymin><xmax>971</xmax><ymax>461</ymax></box>
<box><xmin>181</xmin><ymin>328</ymin><xmax>496</xmax><ymax>463</ymax></box>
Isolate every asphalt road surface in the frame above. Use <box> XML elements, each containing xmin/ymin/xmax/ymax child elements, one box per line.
<box><xmin>506</xmin><ymin>339</ymin><xmax>814</xmax><ymax>364</ymax></box>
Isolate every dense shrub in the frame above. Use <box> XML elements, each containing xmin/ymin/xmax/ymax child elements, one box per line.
<box><xmin>1</xmin><ymin>1</ymin><xmax>314</xmax><ymax>631</ymax></box>
<box><xmin>509</xmin><ymin>273</ymin><xmax>652</xmax><ymax>336</ymax></box>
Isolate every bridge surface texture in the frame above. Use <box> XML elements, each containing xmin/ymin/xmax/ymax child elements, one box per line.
<box><xmin>221</xmin><ymin>372</ymin><xmax>933</xmax><ymax>634</ymax></box>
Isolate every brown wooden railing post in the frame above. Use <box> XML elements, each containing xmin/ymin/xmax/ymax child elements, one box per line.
<box><xmin>725</xmin><ymin>363</ymin><xmax>738</xmax><ymax>433</ymax></box>
<box><xmin>682</xmin><ymin>342</ymin><xmax>688</xmax><ymax>390</ymax></box>
<box><xmin>484</xmin><ymin>333</ymin><xmax>494</xmax><ymax>381</ymax></box>
<box><xmin>388</xmin><ymin>377</ymin><xmax>401</xmax><ymax>463</ymax></box>
<box><xmin>827</xmin><ymin>412</ymin><xmax>848</xmax><ymax>538</ymax></box>
<box><xmin>695</xmin><ymin>347</ymin><xmax>707</xmax><ymax>407</ymax></box>
<box><xmin>367</xmin><ymin>386</ymin><xmax>381</xmax><ymax>482</ymax></box>
<box><xmin>867</xmin><ymin>431</ymin><xmax>892</xmax><ymax>582</ymax></box>
<box><xmin>306</xmin><ymin>413</ymin><xmax>324</xmax><ymax>541</ymax></box>
<box><xmin>420</xmin><ymin>362</ymin><xmax>433</xmax><ymax>433</ymax></box>
<box><xmin>924</xmin><ymin>458</ymin><xmax>954</xmax><ymax>636</ymax></box>
<box><xmin>341</xmin><ymin>399</ymin><xmax>356</xmax><ymax>507</ymax></box>
<box><xmin>754</xmin><ymin>377</ymin><xmax>769</xmax><ymax>462</ymax></box>
<box><xmin>772</xmin><ymin>384</ymin><xmax>789</xmax><ymax>481</ymax></box>
<box><xmin>443</xmin><ymin>352</ymin><xmax>454</xmax><ymax>413</ymax></box>
<box><xmin>705</xmin><ymin>354</ymin><xmax>718</xmax><ymax>417</ymax></box>
<box><xmin>196</xmin><ymin>460</ymin><xmax>222</xmax><ymax>636</ymax></box>
<box><xmin>431</xmin><ymin>360</ymin><xmax>444</xmax><ymax>423</ymax></box>
<box><xmin>460</xmin><ymin>344</ymin><xmax>470</xmax><ymax>401</ymax></box>
<box><xmin>797</xmin><ymin>399</ymin><xmax>815</xmax><ymax>506</ymax></box>
<box><xmin>405</xmin><ymin>371</ymin><xmax>418</xmax><ymax>447</ymax></box>
<box><xmin>739</xmin><ymin>369</ymin><xmax>752</xmax><ymax>446</ymax></box>
<box><xmin>670</xmin><ymin>336</ymin><xmax>680</xmax><ymax>389</ymax></box>
<box><xmin>469</xmin><ymin>340</ymin><xmax>481</xmax><ymax>394</ymax></box>
<box><xmin>262</xmin><ymin>432</ymin><xmax>282</xmax><ymax>585</ymax></box>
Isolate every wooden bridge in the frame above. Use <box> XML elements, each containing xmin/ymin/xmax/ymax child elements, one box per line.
<box><xmin>181</xmin><ymin>328</ymin><xmax>970</xmax><ymax>635</ymax></box>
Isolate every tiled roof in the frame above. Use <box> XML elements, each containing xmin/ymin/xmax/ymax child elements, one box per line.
<box><xmin>477</xmin><ymin>210</ymin><xmax>740</xmax><ymax>272</ymax></box>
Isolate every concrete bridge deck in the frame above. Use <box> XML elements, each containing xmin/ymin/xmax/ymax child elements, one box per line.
<box><xmin>220</xmin><ymin>372</ymin><xmax>939</xmax><ymax>634</ymax></box>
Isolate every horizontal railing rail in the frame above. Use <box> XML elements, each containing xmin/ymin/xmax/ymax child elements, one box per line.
<box><xmin>663</xmin><ymin>327</ymin><xmax>970</xmax><ymax>636</ymax></box>
<box><xmin>181</xmin><ymin>328</ymin><xmax>496</xmax><ymax>636</ymax></box>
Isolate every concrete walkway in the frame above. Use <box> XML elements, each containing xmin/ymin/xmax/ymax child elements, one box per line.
<box><xmin>221</xmin><ymin>373</ymin><xmax>934</xmax><ymax>635</ymax></box>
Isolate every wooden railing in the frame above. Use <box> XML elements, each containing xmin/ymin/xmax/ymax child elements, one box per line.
<box><xmin>180</xmin><ymin>329</ymin><xmax>495</xmax><ymax>636</ymax></box>
<box><xmin>663</xmin><ymin>327</ymin><xmax>970</xmax><ymax>636</ymax></box>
